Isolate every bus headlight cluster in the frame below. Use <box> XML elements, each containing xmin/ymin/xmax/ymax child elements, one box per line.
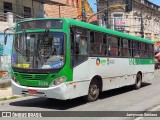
<box><xmin>51</xmin><ymin>76</ymin><xmax>66</xmax><ymax>86</ymax></box>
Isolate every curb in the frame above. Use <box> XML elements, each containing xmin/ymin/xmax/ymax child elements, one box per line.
<box><xmin>0</xmin><ymin>95</ymin><xmax>20</xmax><ymax>101</ymax></box>
<box><xmin>0</xmin><ymin>95</ymin><xmax>29</xmax><ymax>103</ymax></box>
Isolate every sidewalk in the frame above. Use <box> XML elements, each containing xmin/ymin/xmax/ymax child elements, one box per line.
<box><xmin>0</xmin><ymin>87</ymin><xmax>13</xmax><ymax>98</ymax></box>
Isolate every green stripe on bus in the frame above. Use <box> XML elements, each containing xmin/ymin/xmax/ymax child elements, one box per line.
<box><xmin>129</xmin><ymin>58</ymin><xmax>154</xmax><ymax>65</ymax></box>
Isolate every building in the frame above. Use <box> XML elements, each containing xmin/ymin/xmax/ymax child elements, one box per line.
<box><xmin>0</xmin><ymin>0</ymin><xmax>44</xmax><ymax>21</ymax></box>
<box><xmin>44</xmin><ymin>0</ymin><xmax>97</xmax><ymax>23</ymax></box>
<box><xmin>97</xmin><ymin>0</ymin><xmax>160</xmax><ymax>42</ymax></box>
<box><xmin>0</xmin><ymin>0</ymin><xmax>64</xmax><ymax>82</ymax></box>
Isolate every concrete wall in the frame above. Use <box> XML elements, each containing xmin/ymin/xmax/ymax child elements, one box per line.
<box><xmin>44</xmin><ymin>0</ymin><xmax>78</xmax><ymax>18</ymax></box>
<box><xmin>0</xmin><ymin>33</ymin><xmax>13</xmax><ymax>83</ymax></box>
<box><xmin>0</xmin><ymin>0</ymin><xmax>44</xmax><ymax>18</ymax></box>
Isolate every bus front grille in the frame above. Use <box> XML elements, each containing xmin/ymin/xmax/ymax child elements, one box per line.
<box><xmin>19</xmin><ymin>73</ymin><xmax>49</xmax><ymax>80</ymax></box>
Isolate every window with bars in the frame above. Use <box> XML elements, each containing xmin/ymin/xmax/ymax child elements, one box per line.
<box><xmin>4</xmin><ymin>2</ymin><xmax>12</xmax><ymax>13</ymax></box>
<box><xmin>24</xmin><ymin>6</ymin><xmax>31</xmax><ymax>18</ymax></box>
<box><xmin>113</xmin><ymin>14</ymin><xmax>124</xmax><ymax>31</ymax></box>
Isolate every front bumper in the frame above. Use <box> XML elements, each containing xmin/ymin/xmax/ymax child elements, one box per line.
<box><xmin>11</xmin><ymin>79</ymin><xmax>68</xmax><ymax>100</ymax></box>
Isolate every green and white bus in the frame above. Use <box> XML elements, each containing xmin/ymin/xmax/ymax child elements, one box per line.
<box><xmin>8</xmin><ymin>18</ymin><xmax>154</xmax><ymax>102</ymax></box>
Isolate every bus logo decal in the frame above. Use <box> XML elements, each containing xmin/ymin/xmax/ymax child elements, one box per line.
<box><xmin>96</xmin><ymin>58</ymin><xmax>115</xmax><ymax>66</ymax></box>
<box><xmin>96</xmin><ymin>58</ymin><xmax>101</xmax><ymax>66</ymax></box>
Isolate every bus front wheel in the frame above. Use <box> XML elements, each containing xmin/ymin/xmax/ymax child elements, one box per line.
<box><xmin>84</xmin><ymin>80</ymin><xmax>100</xmax><ymax>102</ymax></box>
<box><xmin>134</xmin><ymin>73</ymin><xmax>142</xmax><ymax>89</ymax></box>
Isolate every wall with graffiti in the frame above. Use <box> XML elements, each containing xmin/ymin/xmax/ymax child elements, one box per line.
<box><xmin>0</xmin><ymin>33</ymin><xmax>13</xmax><ymax>81</ymax></box>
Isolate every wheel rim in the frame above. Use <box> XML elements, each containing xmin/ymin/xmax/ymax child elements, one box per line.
<box><xmin>89</xmin><ymin>84</ymin><xmax>99</xmax><ymax>99</ymax></box>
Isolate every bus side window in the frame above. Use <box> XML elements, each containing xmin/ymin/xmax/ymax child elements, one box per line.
<box><xmin>90</xmin><ymin>31</ymin><xmax>95</xmax><ymax>55</ymax></box>
<box><xmin>70</xmin><ymin>33</ymin><xmax>74</xmax><ymax>54</ymax></box>
<box><xmin>144</xmin><ymin>44</ymin><xmax>148</xmax><ymax>58</ymax></box>
<box><xmin>133</xmin><ymin>41</ymin><xmax>140</xmax><ymax>58</ymax></box>
<box><xmin>148</xmin><ymin>44</ymin><xmax>154</xmax><ymax>58</ymax></box>
<box><xmin>70</xmin><ymin>27</ymin><xmax>88</xmax><ymax>67</ymax></box>
<box><xmin>128</xmin><ymin>40</ymin><xmax>132</xmax><ymax>57</ymax></box>
<box><xmin>103</xmin><ymin>34</ymin><xmax>107</xmax><ymax>55</ymax></box>
<box><xmin>108</xmin><ymin>35</ymin><xmax>120</xmax><ymax>57</ymax></box>
<box><xmin>122</xmin><ymin>38</ymin><xmax>131</xmax><ymax>57</ymax></box>
<box><xmin>79</xmin><ymin>36</ymin><xmax>87</xmax><ymax>55</ymax></box>
<box><xmin>140</xmin><ymin>42</ymin><xmax>145</xmax><ymax>58</ymax></box>
<box><xmin>90</xmin><ymin>32</ymin><xmax>105</xmax><ymax>56</ymax></box>
<box><xmin>140</xmin><ymin>43</ymin><xmax>148</xmax><ymax>58</ymax></box>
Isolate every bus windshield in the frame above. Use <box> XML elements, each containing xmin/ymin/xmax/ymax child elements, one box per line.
<box><xmin>12</xmin><ymin>32</ymin><xmax>65</xmax><ymax>69</ymax></box>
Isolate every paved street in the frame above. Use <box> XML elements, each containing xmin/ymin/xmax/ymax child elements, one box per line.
<box><xmin>0</xmin><ymin>70</ymin><xmax>160</xmax><ymax>120</ymax></box>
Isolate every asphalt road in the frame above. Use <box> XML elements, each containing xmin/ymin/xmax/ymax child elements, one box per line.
<box><xmin>1</xmin><ymin>70</ymin><xmax>160</xmax><ymax>120</ymax></box>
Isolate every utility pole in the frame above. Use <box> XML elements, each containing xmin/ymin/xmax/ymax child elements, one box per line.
<box><xmin>140</xmin><ymin>9</ymin><xmax>144</xmax><ymax>38</ymax></box>
<box><xmin>82</xmin><ymin>0</ymin><xmax>86</xmax><ymax>22</ymax></box>
<box><xmin>104</xmin><ymin>0</ymin><xmax>109</xmax><ymax>28</ymax></box>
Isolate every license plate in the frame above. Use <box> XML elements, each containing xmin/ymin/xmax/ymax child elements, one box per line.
<box><xmin>28</xmin><ymin>89</ymin><xmax>37</xmax><ymax>94</ymax></box>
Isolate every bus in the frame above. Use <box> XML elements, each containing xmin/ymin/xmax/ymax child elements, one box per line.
<box><xmin>5</xmin><ymin>18</ymin><xmax>154</xmax><ymax>102</ymax></box>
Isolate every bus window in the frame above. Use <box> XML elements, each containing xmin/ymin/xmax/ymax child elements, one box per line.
<box><xmin>79</xmin><ymin>36</ymin><xmax>87</xmax><ymax>55</ymax></box>
<box><xmin>108</xmin><ymin>36</ymin><xmax>120</xmax><ymax>57</ymax></box>
<box><xmin>70</xmin><ymin>27</ymin><xmax>88</xmax><ymax>67</ymax></box>
<box><xmin>90</xmin><ymin>32</ymin><xmax>106</xmax><ymax>56</ymax></box>
<box><xmin>70</xmin><ymin>32</ymin><xmax>74</xmax><ymax>54</ymax></box>
<box><xmin>148</xmin><ymin>44</ymin><xmax>154</xmax><ymax>58</ymax></box>
<box><xmin>140</xmin><ymin>43</ymin><xmax>148</xmax><ymax>58</ymax></box>
<box><xmin>140</xmin><ymin>43</ymin><xmax>144</xmax><ymax>58</ymax></box>
<box><xmin>90</xmin><ymin>31</ymin><xmax>94</xmax><ymax>43</ymax></box>
<box><xmin>103</xmin><ymin>34</ymin><xmax>107</xmax><ymax>55</ymax></box>
<box><xmin>133</xmin><ymin>41</ymin><xmax>140</xmax><ymax>58</ymax></box>
<box><xmin>122</xmin><ymin>38</ymin><xmax>131</xmax><ymax>57</ymax></box>
<box><xmin>144</xmin><ymin>44</ymin><xmax>148</xmax><ymax>58</ymax></box>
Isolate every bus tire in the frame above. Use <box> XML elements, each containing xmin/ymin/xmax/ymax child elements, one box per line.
<box><xmin>84</xmin><ymin>79</ymin><xmax>100</xmax><ymax>102</ymax></box>
<box><xmin>134</xmin><ymin>73</ymin><xmax>142</xmax><ymax>90</ymax></box>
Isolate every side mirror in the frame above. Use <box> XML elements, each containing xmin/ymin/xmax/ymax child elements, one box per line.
<box><xmin>4</xmin><ymin>35</ymin><xmax>7</xmax><ymax>45</ymax></box>
<box><xmin>4</xmin><ymin>27</ymin><xmax>15</xmax><ymax>45</ymax></box>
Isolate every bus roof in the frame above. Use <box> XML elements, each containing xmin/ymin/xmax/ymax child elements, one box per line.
<box><xmin>64</xmin><ymin>18</ymin><xmax>154</xmax><ymax>44</ymax></box>
<box><xmin>17</xmin><ymin>18</ymin><xmax>154</xmax><ymax>44</ymax></box>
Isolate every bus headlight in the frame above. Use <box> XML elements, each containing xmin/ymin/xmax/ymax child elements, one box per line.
<box><xmin>51</xmin><ymin>76</ymin><xmax>66</xmax><ymax>86</ymax></box>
